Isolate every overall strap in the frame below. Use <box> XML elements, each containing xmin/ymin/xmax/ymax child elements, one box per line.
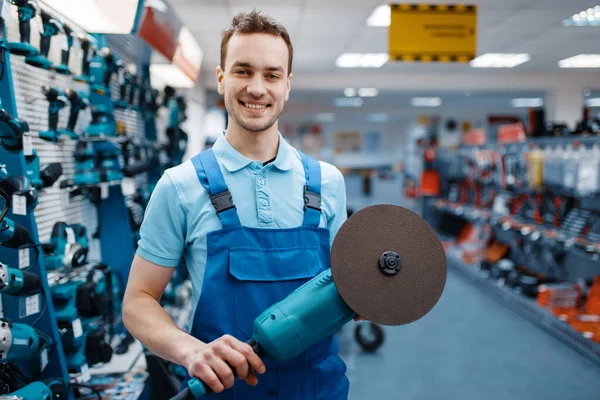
<box><xmin>299</xmin><ymin>151</ymin><xmax>322</xmax><ymax>227</ymax></box>
<box><xmin>191</xmin><ymin>149</ymin><xmax>241</xmax><ymax>228</ymax></box>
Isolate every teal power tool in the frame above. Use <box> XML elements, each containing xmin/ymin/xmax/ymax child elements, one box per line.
<box><xmin>54</xmin><ymin>23</ymin><xmax>73</xmax><ymax>75</ymax></box>
<box><xmin>0</xmin><ymin>318</ymin><xmax>52</xmax><ymax>361</ymax></box>
<box><xmin>96</xmin><ymin>141</ymin><xmax>123</xmax><ymax>182</ymax></box>
<box><xmin>60</xmin><ymin>88</ymin><xmax>88</xmax><ymax>139</ymax></box>
<box><xmin>0</xmin><ymin>217</ymin><xmax>34</xmax><ymax>249</ymax></box>
<box><xmin>0</xmin><ymin>164</ymin><xmax>38</xmax><ymax>211</ymax></box>
<box><xmin>0</xmin><ymin>103</ymin><xmax>28</xmax><ymax>152</ymax></box>
<box><xmin>43</xmin><ymin>221</ymin><xmax>89</xmax><ymax>270</ymax></box>
<box><xmin>39</xmin><ymin>86</ymin><xmax>68</xmax><ymax>143</ymax></box>
<box><xmin>73</xmin><ymin>35</ymin><xmax>96</xmax><ymax>83</ymax></box>
<box><xmin>73</xmin><ymin>141</ymin><xmax>101</xmax><ymax>185</ymax></box>
<box><xmin>0</xmin><ymin>261</ymin><xmax>41</xmax><ymax>296</ymax></box>
<box><xmin>5</xmin><ymin>381</ymin><xmax>53</xmax><ymax>400</ymax></box>
<box><xmin>7</xmin><ymin>0</ymin><xmax>39</xmax><ymax>57</ymax></box>
<box><xmin>85</xmin><ymin>104</ymin><xmax>115</xmax><ymax>137</ymax></box>
<box><xmin>24</xmin><ymin>9</ymin><xmax>62</xmax><ymax>70</ymax></box>
<box><xmin>173</xmin><ymin>205</ymin><xmax>447</xmax><ymax>399</ymax></box>
<box><xmin>90</xmin><ymin>47</ymin><xmax>117</xmax><ymax>95</ymax></box>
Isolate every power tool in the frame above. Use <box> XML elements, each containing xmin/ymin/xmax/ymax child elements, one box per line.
<box><xmin>173</xmin><ymin>205</ymin><xmax>447</xmax><ymax>399</ymax></box>
<box><xmin>90</xmin><ymin>48</ymin><xmax>117</xmax><ymax>96</ymax></box>
<box><xmin>4</xmin><ymin>381</ymin><xmax>53</xmax><ymax>400</ymax></box>
<box><xmin>95</xmin><ymin>141</ymin><xmax>123</xmax><ymax>182</ymax></box>
<box><xmin>24</xmin><ymin>9</ymin><xmax>62</xmax><ymax>70</ymax></box>
<box><xmin>0</xmin><ymin>164</ymin><xmax>38</xmax><ymax>211</ymax></box>
<box><xmin>39</xmin><ymin>86</ymin><xmax>68</xmax><ymax>143</ymax></box>
<box><xmin>43</xmin><ymin>221</ymin><xmax>89</xmax><ymax>270</ymax></box>
<box><xmin>73</xmin><ymin>141</ymin><xmax>101</xmax><ymax>186</ymax></box>
<box><xmin>73</xmin><ymin>34</ymin><xmax>96</xmax><ymax>83</ymax></box>
<box><xmin>85</xmin><ymin>104</ymin><xmax>115</xmax><ymax>137</ymax></box>
<box><xmin>0</xmin><ymin>318</ymin><xmax>52</xmax><ymax>362</ymax></box>
<box><xmin>7</xmin><ymin>0</ymin><xmax>39</xmax><ymax>57</ymax></box>
<box><xmin>54</xmin><ymin>23</ymin><xmax>73</xmax><ymax>75</ymax></box>
<box><xmin>0</xmin><ymin>217</ymin><xmax>33</xmax><ymax>249</ymax></box>
<box><xmin>0</xmin><ymin>262</ymin><xmax>41</xmax><ymax>296</ymax></box>
<box><xmin>59</xmin><ymin>88</ymin><xmax>88</xmax><ymax>139</ymax></box>
<box><xmin>0</xmin><ymin>16</ymin><xmax>8</xmax><ymax>82</ymax></box>
<box><xmin>0</xmin><ymin>103</ymin><xmax>29</xmax><ymax>151</ymax></box>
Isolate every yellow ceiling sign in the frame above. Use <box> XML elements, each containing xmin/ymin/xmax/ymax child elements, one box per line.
<box><xmin>389</xmin><ymin>3</ymin><xmax>477</xmax><ymax>63</ymax></box>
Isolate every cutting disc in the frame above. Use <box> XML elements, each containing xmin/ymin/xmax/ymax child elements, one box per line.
<box><xmin>331</xmin><ymin>204</ymin><xmax>447</xmax><ymax>326</ymax></box>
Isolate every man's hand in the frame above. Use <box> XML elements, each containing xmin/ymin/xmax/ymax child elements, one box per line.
<box><xmin>185</xmin><ymin>334</ymin><xmax>266</xmax><ymax>393</ymax></box>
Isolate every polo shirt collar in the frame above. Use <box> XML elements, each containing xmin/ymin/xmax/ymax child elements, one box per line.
<box><xmin>212</xmin><ymin>131</ymin><xmax>294</xmax><ymax>172</ymax></box>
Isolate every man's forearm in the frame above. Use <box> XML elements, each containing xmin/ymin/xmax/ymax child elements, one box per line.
<box><xmin>123</xmin><ymin>293</ymin><xmax>205</xmax><ymax>366</ymax></box>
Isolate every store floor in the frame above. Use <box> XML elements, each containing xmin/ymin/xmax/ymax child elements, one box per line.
<box><xmin>337</xmin><ymin>267</ymin><xmax>600</xmax><ymax>400</ymax></box>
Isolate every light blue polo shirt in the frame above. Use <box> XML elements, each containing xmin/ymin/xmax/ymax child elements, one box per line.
<box><xmin>136</xmin><ymin>132</ymin><xmax>347</xmax><ymax>328</ymax></box>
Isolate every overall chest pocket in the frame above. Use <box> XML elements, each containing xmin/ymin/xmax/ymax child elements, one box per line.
<box><xmin>229</xmin><ymin>246</ymin><xmax>323</xmax><ymax>339</ymax></box>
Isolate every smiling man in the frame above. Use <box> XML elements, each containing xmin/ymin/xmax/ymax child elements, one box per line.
<box><xmin>122</xmin><ymin>10</ymin><xmax>349</xmax><ymax>399</ymax></box>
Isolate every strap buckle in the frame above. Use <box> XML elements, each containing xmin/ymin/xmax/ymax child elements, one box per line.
<box><xmin>304</xmin><ymin>186</ymin><xmax>321</xmax><ymax>211</ymax></box>
<box><xmin>210</xmin><ymin>190</ymin><xmax>235</xmax><ymax>213</ymax></box>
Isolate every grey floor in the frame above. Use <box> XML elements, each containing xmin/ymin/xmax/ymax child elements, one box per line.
<box><xmin>338</xmin><ymin>268</ymin><xmax>600</xmax><ymax>400</ymax></box>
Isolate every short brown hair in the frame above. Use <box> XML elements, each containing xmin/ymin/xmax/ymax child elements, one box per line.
<box><xmin>221</xmin><ymin>10</ymin><xmax>293</xmax><ymax>75</ymax></box>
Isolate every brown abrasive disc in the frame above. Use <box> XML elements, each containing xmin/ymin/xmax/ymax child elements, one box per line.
<box><xmin>331</xmin><ymin>204</ymin><xmax>447</xmax><ymax>326</ymax></box>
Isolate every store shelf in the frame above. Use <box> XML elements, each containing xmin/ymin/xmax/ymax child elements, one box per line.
<box><xmin>446</xmin><ymin>252</ymin><xmax>600</xmax><ymax>367</ymax></box>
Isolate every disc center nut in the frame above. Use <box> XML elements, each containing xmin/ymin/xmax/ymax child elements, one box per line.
<box><xmin>379</xmin><ymin>251</ymin><xmax>401</xmax><ymax>275</ymax></box>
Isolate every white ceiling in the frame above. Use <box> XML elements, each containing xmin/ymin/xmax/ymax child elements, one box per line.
<box><xmin>170</xmin><ymin>0</ymin><xmax>600</xmax><ymax>91</ymax></box>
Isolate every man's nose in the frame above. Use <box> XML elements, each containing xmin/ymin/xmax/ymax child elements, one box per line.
<box><xmin>247</xmin><ymin>75</ymin><xmax>267</xmax><ymax>96</ymax></box>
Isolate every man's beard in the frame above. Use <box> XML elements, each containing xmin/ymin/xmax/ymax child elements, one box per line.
<box><xmin>225</xmin><ymin>94</ymin><xmax>284</xmax><ymax>133</ymax></box>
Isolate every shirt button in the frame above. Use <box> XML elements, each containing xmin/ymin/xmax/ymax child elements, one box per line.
<box><xmin>262</xmin><ymin>200</ymin><xmax>269</xmax><ymax>206</ymax></box>
<box><xmin>257</xmin><ymin>179</ymin><xmax>264</xmax><ymax>186</ymax></box>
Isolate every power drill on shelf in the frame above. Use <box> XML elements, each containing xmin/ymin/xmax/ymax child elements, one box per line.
<box><xmin>0</xmin><ymin>318</ymin><xmax>52</xmax><ymax>362</ymax></box>
<box><xmin>73</xmin><ymin>34</ymin><xmax>96</xmax><ymax>83</ymax></box>
<box><xmin>39</xmin><ymin>85</ymin><xmax>69</xmax><ymax>142</ymax></box>
<box><xmin>0</xmin><ymin>164</ymin><xmax>38</xmax><ymax>211</ymax></box>
<box><xmin>54</xmin><ymin>23</ymin><xmax>74</xmax><ymax>75</ymax></box>
<box><xmin>7</xmin><ymin>0</ymin><xmax>39</xmax><ymax>57</ymax></box>
<box><xmin>62</xmin><ymin>88</ymin><xmax>89</xmax><ymax>139</ymax></box>
<box><xmin>24</xmin><ymin>9</ymin><xmax>63</xmax><ymax>70</ymax></box>
<box><xmin>0</xmin><ymin>261</ymin><xmax>41</xmax><ymax>296</ymax></box>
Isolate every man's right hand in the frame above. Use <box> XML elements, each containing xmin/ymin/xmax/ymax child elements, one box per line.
<box><xmin>185</xmin><ymin>334</ymin><xmax>266</xmax><ymax>393</ymax></box>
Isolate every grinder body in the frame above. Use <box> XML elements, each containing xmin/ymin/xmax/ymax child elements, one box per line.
<box><xmin>6</xmin><ymin>381</ymin><xmax>52</xmax><ymax>400</ymax></box>
<box><xmin>186</xmin><ymin>269</ymin><xmax>356</xmax><ymax>398</ymax></box>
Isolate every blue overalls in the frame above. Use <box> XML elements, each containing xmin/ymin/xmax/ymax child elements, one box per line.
<box><xmin>185</xmin><ymin>148</ymin><xmax>349</xmax><ymax>399</ymax></box>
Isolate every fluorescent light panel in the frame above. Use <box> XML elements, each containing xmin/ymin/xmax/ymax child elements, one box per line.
<box><xmin>367</xmin><ymin>5</ymin><xmax>391</xmax><ymax>27</ymax></box>
<box><xmin>336</xmin><ymin>53</ymin><xmax>389</xmax><ymax>68</ymax></box>
<box><xmin>586</xmin><ymin>98</ymin><xmax>600</xmax><ymax>107</ymax></box>
<box><xmin>470</xmin><ymin>53</ymin><xmax>531</xmax><ymax>68</ymax></box>
<box><xmin>345</xmin><ymin>88</ymin><xmax>379</xmax><ymax>97</ymax></box>
<box><xmin>511</xmin><ymin>98</ymin><xmax>543</xmax><ymax>108</ymax></box>
<box><xmin>411</xmin><ymin>97</ymin><xmax>442</xmax><ymax>107</ymax></box>
<box><xmin>150</xmin><ymin>64</ymin><xmax>195</xmax><ymax>88</ymax></box>
<box><xmin>558</xmin><ymin>54</ymin><xmax>600</xmax><ymax>68</ymax></box>
<box><xmin>334</xmin><ymin>97</ymin><xmax>363</xmax><ymax>107</ymax></box>
<box><xmin>314</xmin><ymin>113</ymin><xmax>336</xmax><ymax>122</ymax></box>
<box><xmin>366</xmin><ymin>113</ymin><xmax>389</xmax><ymax>122</ymax></box>
<box><xmin>563</xmin><ymin>5</ymin><xmax>600</xmax><ymax>26</ymax></box>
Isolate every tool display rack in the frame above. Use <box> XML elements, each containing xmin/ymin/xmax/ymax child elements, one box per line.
<box><xmin>0</xmin><ymin>0</ymin><xmax>162</xmax><ymax>396</ymax></box>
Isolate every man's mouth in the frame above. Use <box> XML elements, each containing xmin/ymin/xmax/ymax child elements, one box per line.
<box><xmin>240</xmin><ymin>100</ymin><xmax>270</xmax><ymax>110</ymax></box>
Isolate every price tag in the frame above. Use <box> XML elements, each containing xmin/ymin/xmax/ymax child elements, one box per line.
<box><xmin>23</xmin><ymin>135</ymin><xmax>34</xmax><ymax>156</ymax></box>
<box><xmin>101</xmin><ymin>185</ymin><xmax>109</xmax><ymax>199</ymax></box>
<box><xmin>12</xmin><ymin>195</ymin><xmax>26</xmax><ymax>215</ymax></box>
<box><xmin>1</xmin><ymin>2</ymin><xmax>13</xmax><ymax>22</ymax></box>
<box><xmin>72</xmin><ymin>318</ymin><xmax>83</xmax><ymax>339</ymax></box>
<box><xmin>0</xmin><ymin>295</ymin><xmax>3</xmax><ymax>318</ymax></box>
<box><xmin>40</xmin><ymin>348</ymin><xmax>48</xmax><ymax>371</ymax></box>
<box><xmin>25</xmin><ymin>294</ymin><xmax>40</xmax><ymax>316</ymax></box>
<box><xmin>79</xmin><ymin>364</ymin><xmax>91</xmax><ymax>383</ymax></box>
<box><xmin>19</xmin><ymin>248</ymin><xmax>30</xmax><ymax>269</ymax></box>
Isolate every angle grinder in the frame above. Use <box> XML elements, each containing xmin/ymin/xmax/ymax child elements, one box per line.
<box><xmin>173</xmin><ymin>204</ymin><xmax>447</xmax><ymax>399</ymax></box>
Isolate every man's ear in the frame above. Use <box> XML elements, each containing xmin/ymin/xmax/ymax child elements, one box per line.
<box><xmin>285</xmin><ymin>73</ymin><xmax>293</xmax><ymax>101</ymax></box>
<box><xmin>217</xmin><ymin>66</ymin><xmax>225</xmax><ymax>95</ymax></box>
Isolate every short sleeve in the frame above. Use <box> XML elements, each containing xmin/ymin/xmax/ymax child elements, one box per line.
<box><xmin>327</xmin><ymin>168</ymin><xmax>348</xmax><ymax>248</ymax></box>
<box><xmin>136</xmin><ymin>172</ymin><xmax>186</xmax><ymax>267</ymax></box>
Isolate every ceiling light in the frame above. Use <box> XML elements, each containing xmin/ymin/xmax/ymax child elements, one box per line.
<box><xmin>366</xmin><ymin>5</ymin><xmax>391</xmax><ymax>27</ymax></box>
<box><xmin>41</xmin><ymin>0</ymin><xmax>142</xmax><ymax>34</ymax></box>
<box><xmin>470</xmin><ymin>53</ymin><xmax>531</xmax><ymax>68</ymax></box>
<box><xmin>366</xmin><ymin>113</ymin><xmax>389</xmax><ymax>122</ymax></box>
<box><xmin>563</xmin><ymin>6</ymin><xmax>600</xmax><ymax>26</ymax></box>
<box><xmin>558</xmin><ymin>54</ymin><xmax>600</xmax><ymax>68</ymax></box>
<box><xmin>586</xmin><ymin>98</ymin><xmax>600</xmax><ymax>107</ymax></box>
<box><xmin>314</xmin><ymin>113</ymin><xmax>336</xmax><ymax>122</ymax></box>
<box><xmin>358</xmin><ymin>88</ymin><xmax>379</xmax><ymax>97</ymax></box>
<box><xmin>335</xmin><ymin>53</ymin><xmax>389</xmax><ymax>68</ymax></box>
<box><xmin>344</xmin><ymin>88</ymin><xmax>357</xmax><ymax>97</ymax></box>
<box><xmin>334</xmin><ymin>97</ymin><xmax>363</xmax><ymax>107</ymax></box>
<box><xmin>511</xmin><ymin>98</ymin><xmax>543</xmax><ymax>108</ymax></box>
<box><xmin>411</xmin><ymin>97</ymin><xmax>442</xmax><ymax>107</ymax></box>
<box><xmin>150</xmin><ymin>64</ymin><xmax>195</xmax><ymax>88</ymax></box>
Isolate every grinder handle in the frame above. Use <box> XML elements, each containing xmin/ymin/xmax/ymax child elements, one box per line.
<box><xmin>170</xmin><ymin>339</ymin><xmax>262</xmax><ymax>400</ymax></box>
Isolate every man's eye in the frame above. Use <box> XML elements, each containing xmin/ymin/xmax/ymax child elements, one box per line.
<box><xmin>236</xmin><ymin>70</ymin><xmax>249</xmax><ymax>75</ymax></box>
<box><xmin>268</xmin><ymin>74</ymin><xmax>280</xmax><ymax>79</ymax></box>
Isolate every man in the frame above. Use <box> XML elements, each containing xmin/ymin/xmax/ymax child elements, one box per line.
<box><xmin>123</xmin><ymin>10</ymin><xmax>349</xmax><ymax>399</ymax></box>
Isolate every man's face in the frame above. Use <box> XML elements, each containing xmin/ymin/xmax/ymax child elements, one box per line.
<box><xmin>217</xmin><ymin>33</ymin><xmax>292</xmax><ymax>133</ymax></box>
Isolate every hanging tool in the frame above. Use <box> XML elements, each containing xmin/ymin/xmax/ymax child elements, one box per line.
<box><xmin>0</xmin><ymin>217</ymin><xmax>33</xmax><ymax>249</ymax></box>
<box><xmin>73</xmin><ymin>34</ymin><xmax>96</xmax><ymax>83</ymax></box>
<box><xmin>4</xmin><ymin>381</ymin><xmax>53</xmax><ymax>400</ymax></box>
<box><xmin>54</xmin><ymin>23</ymin><xmax>73</xmax><ymax>75</ymax></box>
<box><xmin>0</xmin><ymin>164</ymin><xmax>38</xmax><ymax>211</ymax></box>
<box><xmin>39</xmin><ymin>86</ymin><xmax>68</xmax><ymax>143</ymax></box>
<box><xmin>43</xmin><ymin>221</ymin><xmax>89</xmax><ymax>270</ymax></box>
<box><xmin>90</xmin><ymin>47</ymin><xmax>117</xmax><ymax>95</ymax></box>
<box><xmin>96</xmin><ymin>141</ymin><xmax>123</xmax><ymax>182</ymax></box>
<box><xmin>0</xmin><ymin>101</ymin><xmax>28</xmax><ymax>152</ymax></box>
<box><xmin>59</xmin><ymin>88</ymin><xmax>88</xmax><ymax>139</ymax></box>
<box><xmin>24</xmin><ymin>9</ymin><xmax>62</xmax><ymax>70</ymax></box>
<box><xmin>0</xmin><ymin>262</ymin><xmax>41</xmax><ymax>296</ymax></box>
<box><xmin>7</xmin><ymin>0</ymin><xmax>39</xmax><ymax>57</ymax></box>
<box><xmin>0</xmin><ymin>318</ymin><xmax>52</xmax><ymax>361</ymax></box>
<box><xmin>115</xmin><ymin>61</ymin><xmax>130</xmax><ymax>109</ymax></box>
<box><xmin>174</xmin><ymin>205</ymin><xmax>447</xmax><ymax>399</ymax></box>
<box><xmin>73</xmin><ymin>141</ymin><xmax>101</xmax><ymax>186</ymax></box>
